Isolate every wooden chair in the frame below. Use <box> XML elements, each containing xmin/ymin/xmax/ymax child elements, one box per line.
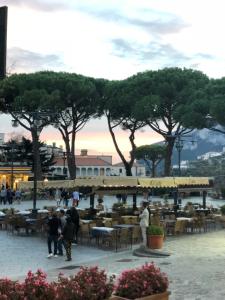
<box><xmin>101</xmin><ymin>229</ymin><xmax>118</xmax><ymax>251</ymax></box>
<box><xmin>79</xmin><ymin>223</ymin><xmax>91</xmax><ymax>244</ymax></box>
<box><xmin>117</xmin><ymin>228</ymin><xmax>132</xmax><ymax>250</ymax></box>
<box><xmin>132</xmin><ymin>225</ymin><xmax>141</xmax><ymax>244</ymax></box>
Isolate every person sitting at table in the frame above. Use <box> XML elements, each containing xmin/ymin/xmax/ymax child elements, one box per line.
<box><xmin>139</xmin><ymin>201</ymin><xmax>150</xmax><ymax>248</ymax></box>
<box><xmin>96</xmin><ymin>198</ymin><xmax>104</xmax><ymax>212</ymax></box>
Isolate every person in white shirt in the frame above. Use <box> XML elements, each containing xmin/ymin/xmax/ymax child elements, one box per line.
<box><xmin>139</xmin><ymin>201</ymin><xmax>150</xmax><ymax>247</ymax></box>
<box><xmin>72</xmin><ymin>190</ymin><xmax>79</xmax><ymax>207</ymax></box>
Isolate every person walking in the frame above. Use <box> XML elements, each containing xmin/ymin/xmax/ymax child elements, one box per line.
<box><xmin>59</xmin><ymin>216</ymin><xmax>75</xmax><ymax>261</ymax></box>
<box><xmin>6</xmin><ymin>188</ymin><xmax>13</xmax><ymax>205</ymax></box>
<box><xmin>46</xmin><ymin>212</ymin><xmax>61</xmax><ymax>258</ymax></box>
<box><xmin>15</xmin><ymin>189</ymin><xmax>22</xmax><ymax>204</ymax></box>
<box><xmin>70</xmin><ymin>206</ymin><xmax>80</xmax><ymax>245</ymax></box>
<box><xmin>72</xmin><ymin>190</ymin><xmax>80</xmax><ymax>207</ymax></box>
<box><xmin>0</xmin><ymin>187</ymin><xmax>6</xmax><ymax>205</ymax></box>
<box><xmin>139</xmin><ymin>201</ymin><xmax>150</xmax><ymax>248</ymax></box>
<box><xmin>55</xmin><ymin>188</ymin><xmax>61</xmax><ymax>207</ymax></box>
<box><xmin>57</xmin><ymin>209</ymin><xmax>67</xmax><ymax>256</ymax></box>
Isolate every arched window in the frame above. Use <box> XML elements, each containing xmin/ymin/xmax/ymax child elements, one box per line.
<box><xmin>87</xmin><ymin>168</ymin><xmax>92</xmax><ymax>176</ymax></box>
<box><xmin>94</xmin><ymin>168</ymin><xmax>99</xmax><ymax>176</ymax></box>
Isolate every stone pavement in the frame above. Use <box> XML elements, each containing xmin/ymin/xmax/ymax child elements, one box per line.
<box><xmin>1</xmin><ymin>228</ymin><xmax>225</xmax><ymax>300</ymax></box>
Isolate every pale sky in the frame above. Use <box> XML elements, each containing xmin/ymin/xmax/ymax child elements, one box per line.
<box><xmin>1</xmin><ymin>0</ymin><xmax>225</xmax><ymax>162</ymax></box>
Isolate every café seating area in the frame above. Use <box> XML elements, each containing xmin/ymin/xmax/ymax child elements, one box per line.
<box><xmin>0</xmin><ymin>201</ymin><xmax>222</xmax><ymax>252</ymax></box>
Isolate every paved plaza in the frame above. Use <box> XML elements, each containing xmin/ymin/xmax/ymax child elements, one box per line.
<box><xmin>1</xmin><ymin>199</ymin><xmax>225</xmax><ymax>299</ymax></box>
<box><xmin>1</xmin><ymin>225</ymin><xmax>225</xmax><ymax>299</ymax></box>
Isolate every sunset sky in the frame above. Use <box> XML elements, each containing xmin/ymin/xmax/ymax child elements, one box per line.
<box><xmin>1</xmin><ymin>0</ymin><xmax>225</xmax><ymax>162</ymax></box>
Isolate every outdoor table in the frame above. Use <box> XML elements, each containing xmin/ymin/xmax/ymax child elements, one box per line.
<box><xmin>25</xmin><ymin>218</ymin><xmax>37</xmax><ymax>224</ymax></box>
<box><xmin>81</xmin><ymin>219</ymin><xmax>93</xmax><ymax>224</ymax></box>
<box><xmin>113</xmin><ymin>224</ymin><xmax>133</xmax><ymax>248</ymax></box>
<box><xmin>16</xmin><ymin>211</ymin><xmax>31</xmax><ymax>216</ymax></box>
<box><xmin>91</xmin><ymin>226</ymin><xmax>118</xmax><ymax>250</ymax></box>
<box><xmin>91</xmin><ymin>226</ymin><xmax>115</xmax><ymax>234</ymax></box>
<box><xmin>113</xmin><ymin>224</ymin><xmax>134</xmax><ymax>229</ymax></box>
<box><xmin>176</xmin><ymin>217</ymin><xmax>193</xmax><ymax>222</ymax></box>
<box><xmin>37</xmin><ymin>209</ymin><xmax>49</xmax><ymax>213</ymax></box>
<box><xmin>175</xmin><ymin>217</ymin><xmax>193</xmax><ymax>234</ymax></box>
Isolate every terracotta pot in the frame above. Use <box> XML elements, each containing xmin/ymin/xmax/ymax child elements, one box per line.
<box><xmin>147</xmin><ymin>235</ymin><xmax>164</xmax><ymax>249</ymax></box>
<box><xmin>109</xmin><ymin>291</ymin><xmax>169</xmax><ymax>300</ymax></box>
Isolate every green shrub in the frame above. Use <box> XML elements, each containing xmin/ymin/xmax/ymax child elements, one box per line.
<box><xmin>147</xmin><ymin>225</ymin><xmax>164</xmax><ymax>236</ymax></box>
<box><xmin>221</xmin><ymin>188</ymin><xmax>225</xmax><ymax>199</ymax></box>
<box><xmin>220</xmin><ymin>205</ymin><xmax>225</xmax><ymax>215</ymax></box>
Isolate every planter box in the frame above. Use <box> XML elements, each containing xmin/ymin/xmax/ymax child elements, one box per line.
<box><xmin>147</xmin><ymin>235</ymin><xmax>164</xmax><ymax>249</ymax></box>
<box><xmin>110</xmin><ymin>291</ymin><xmax>169</xmax><ymax>300</ymax></box>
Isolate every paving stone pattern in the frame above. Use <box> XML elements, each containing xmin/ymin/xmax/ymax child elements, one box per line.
<box><xmin>1</xmin><ymin>199</ymin><xmax>225</xmax><ymax>299</ymax></box>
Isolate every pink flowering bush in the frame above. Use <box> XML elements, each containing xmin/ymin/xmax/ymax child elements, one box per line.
<box><xmin>22</xmin><ymin>269</ymin><xmax>55</xmax><ymax>300</ymax></box>
<box><xmin>0</xmin><ymin>270</ymin><xmax>55</xmax><ymax>300</ymax></box>
<box><xmin>114</xmin><ymin>262</ymin><xmax>169</xmax><ymax>299</ymax></box>
<box><xmin>0</xmin><ymin>264</ymin><xmax>169</xmax><ymax>300</ymax></box>
<box><xmin>0</xmin><ymin>278</ymin><xmax>23</xmax><ymax>300</ymax></box>
<box><xmin>56</xmin><ymin>266</ymin><xmax>115</xmax><ymax>300</ymax></box>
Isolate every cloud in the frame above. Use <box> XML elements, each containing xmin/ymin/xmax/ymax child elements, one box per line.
<box><xmin>78</xmin><ymin>3</ymin><xmax>189</xmax><ymax>35</ymax></box>
<box><xmin>111</xmin><ymin>38</ymin><xmax>190</xmax><ymax>64</ymax></box>
<box><xmin>7</xmin><ymin>47</ymin><xmax>64</xmax><ymax>73</ymax></box>
<box><xmin>1</xmin><ymin>0</ymin><xmax>70</xmax><ymax>11</ymax></box>
<box><xmin>3</xmin><ymin>0</ymin><xmax>188</xmax><ymax>35</ymax></box>
<box><xmin>195</xmin><ymin>53</ymin><xmax>215</xmax><ymax>60</ymax></box>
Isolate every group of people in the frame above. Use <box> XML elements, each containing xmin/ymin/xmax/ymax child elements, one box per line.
<box><xmin>53</xmin><ymin>188</ymin><xmax>80</xmax><ymax>208</ymax></box>
<box><xmin>0</xmin><ymin>185</ymin><xmax>22</xmax><ymax>205</ymax></box>
<box><xmin>46</xmin><ymin>206</ymin><xmax>80</xmax><ymax>261</ymax></box>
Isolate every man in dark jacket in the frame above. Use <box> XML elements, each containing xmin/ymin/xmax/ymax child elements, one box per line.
<box><xmin>47</xmin><ymin>212</ymin><xmax>61</xmax><ymax>258</ymax></box>
<box><xmin>60</xmin><ymin>216</ymin><xmax>75</xmax><ymax>261</ymax></box>
<box><xmin>70</xmin><ymin>206</ymin><xmax>80</xmax><ymax>245</ymax></box>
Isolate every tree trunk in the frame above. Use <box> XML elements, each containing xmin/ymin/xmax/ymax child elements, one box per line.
<box><xmin>164</xmin><ymin>137</ymin><xmax>175</xmax><ymax>176</ymax></box>
<box><xmin>124</xmin><ymin>161</ymin><xmax>133</xmax><ymax>176</ymax></box>
<box><xmin>152</xmin><ymin>160</ymin><xmax>156</xmax><ymax>178</ymax></box>
<box><xmin>64</xmin><ymin>137</ymin><xmax>76</xmax><ymax>180</ymax></box>
<box><xmin>31</xmin><ymin>129</ymin><xmax>43</xmax><ymax>181</ymax></box>
<box><xmin>106</xmin><ymin>115</ymin><xmax>134</xmax><ymax>176</ymax></box>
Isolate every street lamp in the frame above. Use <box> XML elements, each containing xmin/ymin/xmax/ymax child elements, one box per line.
<box><xmin>63</xmin><ymin>151</ymin><xmax>67</xmax><ymax>177</ymax></box>
<box><xmin>175</xmin><ymin>135</ymin><xmax>196</xmax><ymax>176</ymax></box>
<box><xmin>175</xmin><ymin>136</ymin><xmax>184</xmax><ymax>176</ymax></box>
<box><xmin>11</xmin><ymin>111</ymin><xmax>58</xmax><ymax>213</ymax></box>
<box><xmin>0</xmin><ymin>6</ymin><xmax>7</xmax><ymax>80</ymax></box>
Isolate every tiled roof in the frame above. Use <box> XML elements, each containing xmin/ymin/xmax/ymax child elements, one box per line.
<box><xmin>54</xmin><ymin>156</ymin><xmax>111</xmax><ymax>167</ymax></box>
<box><xmin>113</xmin><ymin>162</ymin><xmax>142</xmax><ymax>167</ymax></box>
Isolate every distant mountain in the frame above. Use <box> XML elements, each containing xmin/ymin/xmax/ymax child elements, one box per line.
<box><xmin>156</xmin><ymin>129</ymin><xmax>225</xmax><ymax>165</ymax></box>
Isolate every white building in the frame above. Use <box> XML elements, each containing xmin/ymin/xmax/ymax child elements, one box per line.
<box><xmin>111</xmin><ymin>162</ymin><xmax>146</xmax><ymax>177</ymax></box>
<box><xmin>51</xmin><ymin>149</ymin><xmax>146</xmax><ymax>178</ymax></box>
<box><xmin>197</xmin><ymin>151</ymin><xmax>222</xmax><ymax>160</ymax></box>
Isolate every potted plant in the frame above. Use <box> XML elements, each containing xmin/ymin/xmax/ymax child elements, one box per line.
<box><xmin>220</xmin><ymin>205</ymin><xmax>225</xmax><ymax>215</ymax></box>
<box><xmin>111</xmin><ymin>262</ymin><xmax>169</xmax><ymax>300</ymax></box>
<box><xmin>146</xmin><ymin>225</ymin><xmax>164</xmax><ymax>249</ymax></box>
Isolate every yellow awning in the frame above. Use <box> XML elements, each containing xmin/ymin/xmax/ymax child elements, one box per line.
<box><xmin>18</xmin><ymin>180</ymin><xmax>74</xmax><ymax>189</ymax></box>
<box><xmin>174</xmin><ymin>177</ymin><xmax>209</xmax><ymax>186</ymax></box>
<box><xmin>103</xmin><ymin>177</ymin><xmax>138</xmax><ymax>187</ymax></box>
<box><xmin>17</xmin><ymin>177</ymin><xmax>211</xmax><ymax>190</ymax></box>
<box><xmin>138</xmin><ymin>177</ymin><xmax>177</xmax><ymax>188</ymax></box>
<box><xmin>74</xmin><ymin>178</ymin><xmax>104</xmax><ymax>187</ymax></box>
<box><xmin>43</xmin><ymin>180</ymin><xmax>74</xmax><ymax>188</ymax></box>
<box><xmin>18</xmin><ymin>181</ymin><xmax>44</xmax><ymax>189</ymax></box>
